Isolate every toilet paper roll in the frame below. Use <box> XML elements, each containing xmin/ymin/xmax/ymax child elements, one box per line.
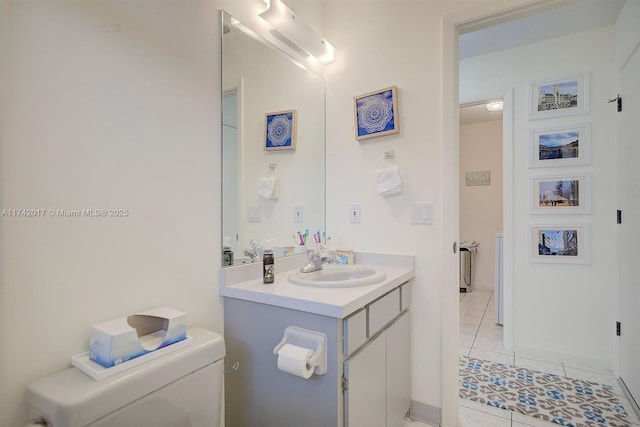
<box><xmin>276</xmin><ymin>343</ymin><xmax>315</xmax><ymax>379</ymax></box>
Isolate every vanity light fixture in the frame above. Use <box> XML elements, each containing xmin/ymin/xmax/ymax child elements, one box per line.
<box><xmin>259</xmin><ymin>0</ymin><xmax>336</xmax><ymax>64</ymax></box>
<box><xmin>486</xmin><ymin>101</ymin><xmax>504</xmax><ymax>112</ymax></box>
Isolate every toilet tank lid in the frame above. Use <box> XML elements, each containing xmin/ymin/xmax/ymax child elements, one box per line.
<box><xmin>26</xmin><ymin>328</ymin><xmax>224</xmax><ymax>427</ymax></box>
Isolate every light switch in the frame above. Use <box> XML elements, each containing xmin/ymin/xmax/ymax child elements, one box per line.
<box><xmin>248</xmin><ymin>206</ymin><xmax>261</xmax><ymax>223</ymax></box>
<box><xmin>294</xmin><ymin>205</ymin><xmax>304</xmax><ymax>223</ymax></box>
<box><xmin>411</xmin><ymin>203</ymin><xmax>433</xmax><ymax>225</ymax></box>
<box><xmin>349</xmin><ymin>204</ymin><xmax>361</xmax><ymax>224</ymax></box>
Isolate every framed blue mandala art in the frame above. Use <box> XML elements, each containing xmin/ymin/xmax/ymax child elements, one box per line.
<box><xmin>264</xmin><ymin>109</ymin><xmax>297</xmax><ymax>151</ymax></box>
<box><xmin>354</xmin><ymin>86</ymin><xmax>399</xmax><ymax>141</ymax></box>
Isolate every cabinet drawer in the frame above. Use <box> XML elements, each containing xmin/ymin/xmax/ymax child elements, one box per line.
<box><xmin>368</xmin><ymin>288</ymin><xmax>400</xmax><ymax>337</ymax></box>
<box><xmin>343</xmin><ymin>308</ymin><xmax>367</xmax><ymax>355</ymax></box>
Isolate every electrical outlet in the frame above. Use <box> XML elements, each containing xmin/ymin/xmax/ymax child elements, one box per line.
<box><xmin>294</xmin><ymin>205</ymin><xmax>304</xmax><ymax>223</ymax></box>
<box><xmin>349</xmin><ymin>204</ymin><xmax>361</xmax><ymax>224</ymax></box>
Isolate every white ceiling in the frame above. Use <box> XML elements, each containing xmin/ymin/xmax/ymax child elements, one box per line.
<box><xmin>459</xmin><ymin>0</ymin><xmax>625</xmax><ymax>125</ymax></box>
<box><xmin>459</xmin><ymin>0</ymin><xmax>625</xmax><ymax>60</ymax></box>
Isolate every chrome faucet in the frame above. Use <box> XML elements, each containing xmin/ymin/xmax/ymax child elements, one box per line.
<box><xmin>300</xmin><ymin>246</ymin><xmax>334</xmax><ymax>273</ymax></box>
<box><xmin>244</xmin><ymin>240</ymin><xmax>262</xmax><ymax>263</ymax></box>
<box><xmin>244</xmin><ymin>249</ymin><xmax>258</xmax><ymax>262</ymax></box>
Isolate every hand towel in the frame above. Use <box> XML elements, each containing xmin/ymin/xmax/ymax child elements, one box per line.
<box><xmin>376</xmin><ymin>166</ymin><xmax>402</xmax><ymax>196</ymax></box>
<box><xmin>257</xmin><ymin>176</ymin><xmax>279</xmax><ymax>200</ymax></box>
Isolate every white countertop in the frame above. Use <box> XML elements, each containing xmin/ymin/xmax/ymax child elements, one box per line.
<box><xmin>219</xmin><ymin>252</ymin><xmax>414</xmax><ymax>318</ymax></box>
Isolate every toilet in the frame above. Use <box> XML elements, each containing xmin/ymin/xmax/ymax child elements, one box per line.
<box><xmin>25</xmin><ymin>328</ymin><xmax>224</xmax><ymax>427</ymax></box>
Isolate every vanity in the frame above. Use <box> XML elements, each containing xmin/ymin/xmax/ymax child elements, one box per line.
<box><xmin>220</xmin><ymin>252</ymin><xmax>414</xmax><ymax>427</ymax></box>
<box><xmin>219</xmin><ymin>8</ymin><xmax>412</xmax><ymax>426</ymax></box>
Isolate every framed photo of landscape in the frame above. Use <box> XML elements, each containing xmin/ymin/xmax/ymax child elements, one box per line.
<box><xmin>529</xmin><ymin>124</ymin><xmax>590</xmax><ymax>168</ymax></box>
<box><xmin>529</xmin><ymin>224</ymin><xmax>589</xmax><ymax>264</ymax></box>
<box><xmin>530</xmin><ymin>174</ymin><xmax>591</xmax><ymax>214</ymax></box>
<box><xmin>528</xmin><ymin>72</ymin><xmax>589</xmax><ymax>120</ymax></box>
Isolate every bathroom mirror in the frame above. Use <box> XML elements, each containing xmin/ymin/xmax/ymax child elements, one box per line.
<box><xmin>222</xmin><ymin>11</ymin><xmax>326</xmax><ymax>266</ymax></box>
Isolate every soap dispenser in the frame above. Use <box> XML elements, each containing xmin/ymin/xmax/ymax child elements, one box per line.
<box><xmin>263</xmin><ymin>239</ymin><xmax>275</xmax><ymax>284</ymax></box>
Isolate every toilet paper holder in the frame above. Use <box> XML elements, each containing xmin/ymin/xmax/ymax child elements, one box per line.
<box><xmin>273</xmin><ymin>326</ymin><xmax>327</xmax><ymax>376</ymax></box>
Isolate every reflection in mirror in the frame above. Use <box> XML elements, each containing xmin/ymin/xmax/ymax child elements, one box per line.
<box><xmin>222</xmin><ymin>11</ymin><xmax>326</xmax><ymax>267</ymax></box>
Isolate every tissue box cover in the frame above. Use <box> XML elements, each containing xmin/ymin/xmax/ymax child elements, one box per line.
<box><xmin>89</xmin><ymin>307</ymin><xmax>187</xmax><ymax>368</ymax></box>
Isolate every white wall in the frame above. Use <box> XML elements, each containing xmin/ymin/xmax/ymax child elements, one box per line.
<box><xmin>0</xmin><ymin>0</ymin><xmax>292</xmax><ymax>425</ymax></box>
<box><xmin>323</xmin><ymin>0</ymin><xmax>466</xmax><ymax>415</ymax></box>
<box><xmin>460</xmin><ymin>26</ymin><xmax>618</xmax><ymax>368</ymax></box>
<box><xmin>460</xmin><ymin>119</ymin><xmax>503</xmax><ymax>290</ymax></box>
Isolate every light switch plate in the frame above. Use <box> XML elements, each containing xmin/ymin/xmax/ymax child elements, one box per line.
<box><xmin>248</xmin><ymin>206</ymin><xmax>261</xmax><ymax>223</ymax></box>
<box><xmin>411</xmin><ymin>203</ymin><xmax>433</xmax><ymax>225</ymax></box>
<box><xmin>349</xmin><ymin>204</ymin><xmax>361</xmax><ymax>224</ymax></box>
<box><xmin>294</xmin><ymin>205</ymin><xmax>304</xmax><ymax>223</ymax></box>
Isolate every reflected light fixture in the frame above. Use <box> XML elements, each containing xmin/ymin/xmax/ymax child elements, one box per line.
<box><xmin>259</xmin><ymin>0</ymin><xmax>336</xmax><ymax>64</ymax></box>
<box><xmin>486</xmin><ymin>101</ymin><xmax>504</xmax><ymax>112</ymax></box>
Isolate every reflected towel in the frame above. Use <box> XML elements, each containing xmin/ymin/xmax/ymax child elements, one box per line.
<box><xmin>376</xmin><ymin>166</ymin><xmax>402</xmax><ymax>196</ymax></box>
<box><xmin>257</xmin><ymin>176</ymin><xmax>279</xmax><ymax>200</ymax></box>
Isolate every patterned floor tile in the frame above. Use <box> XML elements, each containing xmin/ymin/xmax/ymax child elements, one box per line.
<box><xmin>460</xmin><ymin>355</ymin><xmax>633</xmax><ymax>427</ymax></box>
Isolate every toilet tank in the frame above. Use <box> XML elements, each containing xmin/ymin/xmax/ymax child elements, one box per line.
<box><xmin>26</xmin><ymin>328</ymin><xmax>224</xmax><ymax>427</ymax></box>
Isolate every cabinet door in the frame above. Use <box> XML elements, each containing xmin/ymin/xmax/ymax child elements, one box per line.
<box><xmin>344</xmin><ymin>336</ymin><xmax>386</xmax><ymax>427</ymax></box>
<box><xmin>386</xmin><ymin>312</ymin><xmax>410</xmax><ymax>427</ymax></box>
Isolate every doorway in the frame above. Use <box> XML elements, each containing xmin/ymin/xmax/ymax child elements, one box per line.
<box><xmin>458</xmin><ymin>101</ymin><xmax>504</xmax><ymax>358</ymax></box>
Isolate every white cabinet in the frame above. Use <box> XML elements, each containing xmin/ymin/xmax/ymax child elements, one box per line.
<box><xmin>386</xmin><ymin>313</ymin><xmax>411</xmax><ymax>427</ymax></box>
<box><xmin>344</xmin><ymin>311</ymin><xmax>410</xmax><ymax>427</ymax></box>
<box><xmin>344</xmin><ymin>334</ymin><xmax>386</xmax><ymax>427</ymax></box>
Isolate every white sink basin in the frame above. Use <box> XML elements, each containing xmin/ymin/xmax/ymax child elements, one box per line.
<box><xmin>288</xmin><ymin>265</ymin><xmax>386</xmax><ymax>288</ymax></box>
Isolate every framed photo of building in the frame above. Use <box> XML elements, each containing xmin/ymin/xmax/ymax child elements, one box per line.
<box><xmin>354</xmin><ymin>86</ymin><xmax>399</xmax><ymax>141</ymax></box>
<box><xmin>530</xmin><ymin>124</ymin><xmax>590</xmax><ymax>168</ymax></box>
<box><xmin>530</xmin><ymin>174</ymin><xmax>591</xmax><ymax>214</ymax></box>
<box><xmin>264</xmin><ymin>110</ymin><xmax>297</xmax><ymax>151</ymax></box>
<box><xmin>528</xmin><ymin>72</ymin><xmax>589</xmax><ymax>120</ymax></box>
<box><xmin>529</xmin><ymin>224</ymin><xmax>589</xmax><ymax>264</ymax></box>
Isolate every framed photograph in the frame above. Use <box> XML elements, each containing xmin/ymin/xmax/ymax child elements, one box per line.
<box><xmin>530</xmin><ymin>174</ymin><xmax>591</xmax><ymax>214</ymax></box>
<box><xmin>264</xmin><ymin>109</ymin><xmax>297</xmax><ymax>151</ymax></box>
<box><xmin>528</xmin><ymin>72</ymin><xmax>589</xmax><ymax>120</ymax></box>
<box><xmin>354</xmin><ymin>86</ymin><xmax>399</xmax><ymax>141</ymax></box>
<box><xmin>530</xmin><ymin>123</ymin><xmax>590</xmax><ymax>167</ymax></box>
<box><xmin>529</xmin><ymin>224</ymin><xmax>589</xmax><ymax>264</ymax></box>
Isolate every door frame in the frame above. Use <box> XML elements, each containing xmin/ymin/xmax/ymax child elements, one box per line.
<box><xmin>441</xmin><ymin>1</ymin><xmax>576</xmax><ymax>425</ymax></box>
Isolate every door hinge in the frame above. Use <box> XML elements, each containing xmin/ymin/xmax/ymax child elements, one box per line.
<box><xmin>616</xmin><ymin>321</ymin><xmax>621</xmax><ymax>336</ymax></box>
<box><xmin>342</xmin><ymin>376</ymin><xmax>348</xmax><ymax>391</ymax></box>
<box><xmin>608</xmin><ymin>95</ymin><xmax>622</xmax><ymax>112</ymax></box>
<box><xmin>617</xmin><ymin>209</ymin><xmax>622</xmax><ymax>224</ymax></box>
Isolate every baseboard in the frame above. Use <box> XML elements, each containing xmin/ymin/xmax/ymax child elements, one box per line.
<box><xmin>514</xmin><ymin>343</ymin><xmax>610</xmax><ymax>371</ymax></box>
<box><xmin>618</xmin><ymin>377</ymin><xmax>640</xmax><ymax>420</ymax></box>
<box><xmin>409</xmin><ymin>400</ymin><xmax>441</xmax><ymax>426</ymax></box>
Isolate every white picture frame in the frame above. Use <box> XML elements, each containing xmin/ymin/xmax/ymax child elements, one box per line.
<box><xmin>529</xmin><ymin>123</ymin><xmax>590</xmax><ymax>168</ymax></box>
<box><xmin>529</xmin><ymin>174</ymin><xmax>591</xmax><ymax>214</ymax></box>
<box><xmin>528</xmin><ymin>72</ymin><xmax>589</xmax><ymax>120</ymax></box>
<box><xmin>529</xmin><ymin>224</ymin><xmax>589</xmax><ymax>264</ymax></box>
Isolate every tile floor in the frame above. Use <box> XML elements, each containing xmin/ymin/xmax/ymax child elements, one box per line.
<box><xmin>402</xmin><ymin>289</ymin><xmax>640</xmax><ymax>426</ymax></box>
<box><xmin>456</xmin><ymin>289</ymin><xmax>640</xmax><ymax>427</ymax></box>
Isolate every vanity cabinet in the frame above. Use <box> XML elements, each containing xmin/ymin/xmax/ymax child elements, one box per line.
<box><xmin>343</xmin><ymin>287</ymin><xmax>411</xmax><ymax>427</ymax></box>
<box><xmin>223</xmin><ymin>280</ymin><xmax>411</xmax><ymax>427</ymax></box>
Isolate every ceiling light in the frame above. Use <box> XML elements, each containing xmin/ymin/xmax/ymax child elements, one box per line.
<box><xmin>486</xmin><ymin>101</ymin><xmax>504</xmax><ymax>112</ymax></box>
<box><xmin>259</xmin><ymin>0</ymin><xmax>336</xmax><ymax>64</ymax></box>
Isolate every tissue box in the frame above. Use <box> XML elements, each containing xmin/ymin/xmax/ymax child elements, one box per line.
<box><xmin>89</xmin><ymin>307</ymin><xmax>187</xmax><ymax>368</ymax></box>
